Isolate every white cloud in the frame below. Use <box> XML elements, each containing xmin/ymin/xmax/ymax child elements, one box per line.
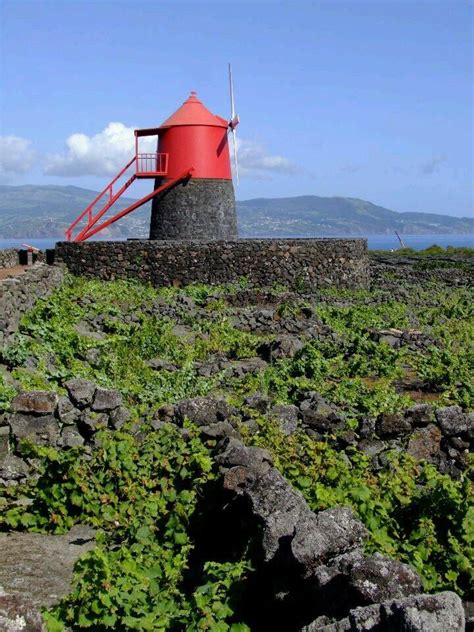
<box><xmin>0</xmin><ymin>135</ymin><xmax>35</xmax><ymax>174</ymax></box>
<box><xmin>44</xmin><ymin>122</ymin><xmax>155</xmax><ymax>177</ymax></box>
<box><xmin>235</xmin><ymin>137</ymin><xmax>299</xmax><ymax>179</ymax></box>
<box><xmin>26</xmin><ymin>121</ymin><xmax>296</xmax><ymax>181</ymax></box>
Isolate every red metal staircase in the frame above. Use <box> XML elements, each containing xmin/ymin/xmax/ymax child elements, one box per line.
<box><xmin>65</xmin><ymin>148</ymin><xmax>193</xmax><ymax>242</ymax></box>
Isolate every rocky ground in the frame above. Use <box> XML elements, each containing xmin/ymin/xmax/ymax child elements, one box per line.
<box><xmin>0</xmin><ymin>254</ymin><xmax>472</xmax><ymax>630</ymax></box>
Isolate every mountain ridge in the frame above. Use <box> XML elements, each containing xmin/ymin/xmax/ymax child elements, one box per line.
<box><xmin>0</xmin><ymin>184</ymin><xmax>472</xmax><ymax>238</ymax></box>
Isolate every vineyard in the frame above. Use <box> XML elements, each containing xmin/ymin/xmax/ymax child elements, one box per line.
<box><xmin>0</xmin><ymin>250</ymin><xmax>472</xmax><ymax>630</ymax></box>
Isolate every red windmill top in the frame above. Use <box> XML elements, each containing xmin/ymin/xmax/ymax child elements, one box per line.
<box><xmin>159</xmin><ymin>92</ymin><xmax>228</xmax><ymax>129</ymax></box>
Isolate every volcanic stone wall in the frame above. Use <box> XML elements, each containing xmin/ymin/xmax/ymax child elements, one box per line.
<box><xmin>54</xmin><ymin>238</ymin><xmax>369</xmax><ymax>289</ymax></box>
<box><xmin>0</xmin><ymin>264</ymin><xmax>65</xmax><ymax>344</ymax></box>
<box><xmin>150</xmin><ymin>178</ymin><xmax>238</xmax><ymax>240</ymax></box>
<box><xmin>0</xmin><ymin>249</ymin><xmax>20</xmax><ymax>268</ymax></box>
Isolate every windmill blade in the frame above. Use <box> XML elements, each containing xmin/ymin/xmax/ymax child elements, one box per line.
<box><xmin>228</xmin><ymin>62</ymin><xmax>235</xmax><ymax>119</ymax></box>
<box><xmin>228</xmin><ymin>63</ymin><xmax>240</xmax><ymax>129</ymax></box>
<box><xmin>231</xmin><ymin>127</ymin><xmax>239</xmax><ymax>185</ymax></box>
<box><xmin>230</xmin><ymin>114</ymin><xmax>240</xmax><ymax>130</ymax></box>
<box><xmin>228</xmin><ymin>63</ymin><xmax>240</xmax><ymax>184</ymax></box>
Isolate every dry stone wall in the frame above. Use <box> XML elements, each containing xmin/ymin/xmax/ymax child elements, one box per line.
<box><xmin>370</xmin><ymin>253</ymin><xmax>474</xmax><ymax>287</ymax></box>
<box><xmin>0</xmin><ymin>249</ymin><xmax>19</xmax><ymax>268</ymax></box>
<box><xmin>0</xmin><ymin>249</ymin><xmax>46</xmax><ymax>267</ymax></box>
<box><xmin>54</xmin><ymin>238</ymin><xmax>369</xmax><ymax>289</ymax></box>
<box><xmin>0</xmin><ymin>264</ymin><xmax>65</xmax><ymax>344</ymax></box>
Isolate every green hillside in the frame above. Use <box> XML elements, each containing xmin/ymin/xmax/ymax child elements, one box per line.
<box><xmin>237</xmin><ymin>195</ymin><xmax>473</xmax><ymax>236</ymax></box>
<box><xmin>0</xmin><ymin>185</ymin><xmax>472</xmax><ymax>238</ymax></box>
<box><xmin>0</xmin><ymin>185</ymin><xmax>149</xmax><ymax>238</ymax></box>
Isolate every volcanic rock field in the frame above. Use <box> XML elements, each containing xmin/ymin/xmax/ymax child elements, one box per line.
<box><xmin>0</xmin><ymin>250</ymin><xmax>472</xmax><ymax>631</ymax></box>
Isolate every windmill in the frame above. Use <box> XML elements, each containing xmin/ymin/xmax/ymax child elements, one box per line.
<box><xmin>65</xmin><ymin>66</ymin><xmax>241</xmax><ymax>242</ymax></box>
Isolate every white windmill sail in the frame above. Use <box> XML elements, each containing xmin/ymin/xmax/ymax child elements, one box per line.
<box><xmin>228</xmin><ymin>63</ymin><xmax>240</xmax><ymax>185</ymax></box>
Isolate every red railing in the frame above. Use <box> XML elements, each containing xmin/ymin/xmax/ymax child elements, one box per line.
<box><xmin>72</xmin><ymin>167</ymin><xmax>193</xmax><ymax>242</ymax></box>
<box><xmin>136</xmin><ymin>153</ymin><xmax>168</xmax><ymax>176</ymax></box>
<box><xmin>65</xmin><ymin>156</ymin><xmax>137</xmax><ymax>241</ymax></box>
<box><xmin>65</xmin><ymin>153</ymin><xmax>170</xmax><ymax>240</ymax></box>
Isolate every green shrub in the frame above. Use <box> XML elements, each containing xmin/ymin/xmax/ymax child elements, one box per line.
<box><xmin>247</xmin><ymin>417</ymin><xmax>473</xmax><ymax>598</ymax></box>
<box><xmin>1</xmin><ymin>425</ymin><xmax>250</xmax><ymax>631</ymax></box>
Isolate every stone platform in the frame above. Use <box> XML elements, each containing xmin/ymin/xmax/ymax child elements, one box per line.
<box><xmin>54</xmin><ymin>238</ymin><xmax>369</xmax><ymax>289</ymax></box>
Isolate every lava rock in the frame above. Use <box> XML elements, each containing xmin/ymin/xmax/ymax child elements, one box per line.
<box><xmin>404</xmin><ymin>403</ymin><xmax>434</xmax><ymax>427</ymax></box>
<box><xmin>358</xmin><ymin>439</ymin><xmax>386</xmax><ymax>458</ymax></box>
<box><xmin>381</xmin><ymin>335</ymin><xmax>401</xmax><ymax>349</ymax></box>
<box><xmin>84</xmin><ymin>347</ymin><xmax>101</xmax><ymax>367</ymax></box>
<box><xmin>349</xmin><ymin>554</ymin><xmax>422</xmax><ymax>604</ymax></box>
<box><xmin>79</xmin><ymin>411</ymin><xmax>109</xmax><ymax>434</ymax></box>
<box><xmin>59</xmin><ymin>426</ymin><xmax>85</xmax><ymax>448</ymax></box>
<box><xmin>0</xmin><ymin>427</ymin><xmax>9</xmax><ymax>459</ymax></box>
<box><xmin>376</xmin><ymin>412</ymin><xmax>411</xmax><ymax>438</ymax></box>
<box><xmin>245</xmin><ymin>466</ymin><xmax>310</xmax><ymax>562</ymax></box>
<box><xmin>244</xmin><ymin>392</ymin><xmax>271</xmax><ymax>413</ymax></box>
<box><xmin>385</xmin><ymin>591</ymin><xmax>465</xmax><ymax>631</ymax></box>
<box><xmin>171</xmin><ymin>324</ymin><xmax>196</xmax><ymax>341</ymax></box>
<box><xmin>291</xmin><ymin>507</ymin><xmax>368</xmax><ymax>577</ymax></box>
<box><xmin>64</xmin><ymin>379</ymin><xmax>96</xmax><ymax>408</ymax></box>
<box><xmin>0</xmin><ymin>525</ymin><xmax>96</xmax><ymax>612</ymax></box>
<box><xmin>347</xmin><ymin>604</ymin><xmax>382</xmax><ymax>631</ymax></box>
<box><xmin>74</xmin><ymin>321</ymin><xmax>105</xmax><ymax>340</ymax></box>
<box><xmin>345</xmin><ymin>591</ymin><xmax>465</xmax><ymax>631</ymax></box>
<box><xmin>147</xmin><ymin>358</ymin><xmax>179</xmax><ymax>372</ymax></box>
<box><xmin>9</xmin><ymin>413</ymin><xmax>60</xmax><ymax>447</ymax></box>
<box><xmin>0</xmin><ymin>591</ymin><xmax>45</xmax><ymax>632</ymax></box>
<box><xmin>11</xmin><ymin>391</ymin><xmax>58</xmax><ymax>415</ymax></box>
<box><xmin>299</xmin><ymin>393</ymin><xmax>345</xmax><ymax>433</ymax></box>
<box><xmin>108</xmin><ymin>406</ymin><xmax>130</xmax><ymax>430</ymax></box>
<box><xmin>358</xmin><ymin>417</ymin><xmax>376</xmax><ymax>439</ymax></box>
<box><xmin>227</xmin><ymin>358</ymin><xmax>268</xmax><ymax>378</ymax></box>
<box><xmin>153</xmin><ymin>404</ymin><xmax>175</xmax><ymax>424</ymax></box>
<box><xmin>56</xmin><ymin>396</ymin><xmax>81</xmax><ymax>426</ymax></box>
<box><xmin>436</xmin><ymin>406</ymin><xmax>468</xmax><ymax>437</ymax></box>
<box><xmin>300</xmin><ymin>616</ymin><xmax>351</xmax><ymax>631</ymax></box>
<box><xmin>91</xmin><ymin>388</ymin><xmax>122</xmax><ymax>412</ymax></box>
<box><xmin>199</xmin><ymin>421</ymin><xmax>240</xmax><ymax>441</ymax></box>
<box><xmin>220</xmin><ymin>442</ymin><xmax>307</xmax><ymax>562</ymax></box>
<box><xmin>216</xmin><ymin>438</ymin><xmax>273</xmax><ymax>470</ymax></box>
<box><xmin>269</xmin><ymin>404</ymin><xmax>299</xmax><ymax>435</ymax></box>
<box><xmin>0</xmin><ymin>453</ymin><xmax>29</xmax><ymax>481</ymax></box>
<box><xmin>176</xmin><ymin>397</ymin><xmax>236</xmax><ymax>427</ymax></box>
<box><xmin>258</xmin><ymin>335</ymin><xmax>304</xmax><ymax>361</ymax></box>
<box><xmin>56</xmin><ymin>396</ymin><xmax>76</xmax><ymax>420</ymax></box>
<box><xmin>407</xmin><ymin>424</ymin><xmax>442</xmax><ymax>464</ymax></box>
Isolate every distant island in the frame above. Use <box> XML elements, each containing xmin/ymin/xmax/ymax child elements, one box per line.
<box><xmin>0</xmin><ymin>184</ymin><xmax>472</xmax><ymax>238</ymax></box>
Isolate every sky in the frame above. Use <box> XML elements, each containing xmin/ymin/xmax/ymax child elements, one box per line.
<box><xmin>0</xmin><ymin>0</ymin><xmax>472</xmax><ymax>217</ymax></box>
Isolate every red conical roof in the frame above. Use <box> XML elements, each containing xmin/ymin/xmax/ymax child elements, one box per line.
<box><xmin>159</xmin><ymin>92</ymin><xmax>228</xmax><ymax>129</ymax></box>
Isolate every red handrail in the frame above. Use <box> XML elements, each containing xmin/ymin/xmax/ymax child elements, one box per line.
<box><xmin>65</xmin><ymin>155</ymin><xmax>137</xmax><ymax>241</ymax></box>
<box><xmin>65</xmin><ymin>153</ymin><xmax>169</xmax><ymax>241</ymax></box>
<box><xmin>76</xmin><ymin>168</ymin><xmax>194</xmax><ymax>242</ymax></box>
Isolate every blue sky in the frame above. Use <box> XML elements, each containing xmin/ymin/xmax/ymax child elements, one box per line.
<box><xmin>0</xmin><ymin>0</ymin><xmax>472</xmax><ymax>217</ymax></box>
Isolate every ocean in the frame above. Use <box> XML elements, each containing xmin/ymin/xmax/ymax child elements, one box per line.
<box><xmin>0</xmin><ymin>234</ymin><xmax>473</xmax><ymax>252</ymax></box>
